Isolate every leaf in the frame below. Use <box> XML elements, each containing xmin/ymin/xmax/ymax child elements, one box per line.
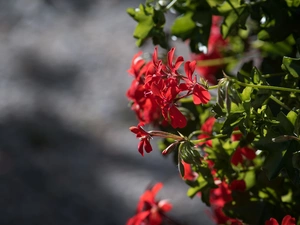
<box><xmin>285</xmin><ymin>0</ymin><xmax>300</xmax><ymax>7</ymax></box>
<box><xmin>263</xmin><ymin>149</ymin><xmax>287</xmax><ymax>180</ymax></box>
<box><xmin>221</xmin><ymin>112</ymin><xmax>245</xmax><ymax>135</ymax></box>
<box><xmin>171</xmin><ymin>2</ymin><xmax>212</xmax><ymax>53</ymax></box>
<box><xmin>127</xmin><ymin>4</ymin><xmax>166</xmax><ymax>48</ymax></box>
<box><xmin>277</xmin><ymin>112</ymin><xmax>295</xmax><ymax>135</ymax></box>
<box><xmin>287</xmin><ymin>110</ymin><xmax>298</xmax><ymax>126</ymax></box>
<box><xmin>241</xmin><ymin>86</ymin><xmax>253</xmax><ymax>101</ymax></box>
<box><xmin>221</xmin><ymin>7</ymin><xmax>249</xmax><ymax>38</ymax></box>
<box><xmin>171</xmin><ymin>12</ymin><xmax>195</xmax><ymax>39</ymax></box>
<box><xmin>282</xmin><ymin>56</ymin><xmax>300</xmax><ymax>78</ymax></box>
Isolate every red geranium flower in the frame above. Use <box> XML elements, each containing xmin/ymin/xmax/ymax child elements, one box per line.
<box><xmin>130</xmin><ymin>124</ymin><xmax>153</xmax><ymax>156</ymax></box>
<box><xmin>230</xmin><ymin>179</ymin><xmax>246</xmax><ymax>192</ymax></box>
<box><xmin>265</xmin><ymin>215</ymin><xmax>296</xmax><ymax>225</ymax></box>
<box><xmin>126</xmin><ymin>182</ymin><xmax>173</xmax><ymax>225</ymax></box>
<box><xmin>180</xmin><ymin>61</ymin><xmax>211</xmax><ymax>105</ymax></box>
<box><xmin>231</xmin><ymin>146</ymin><xmax>256</xmax><ymax>166</ymax></box>
<box><xmin>198</xmin><ymin>117</ymin><xmax>216</xmax><ymax>147</ymax></box>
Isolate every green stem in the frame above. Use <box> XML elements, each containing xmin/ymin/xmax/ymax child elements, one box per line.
<box><xmin>208</xmin><ymin>85</ymin><xmax>219</xmax><ymax>90</ymax></box>
<box><xmin>149</xmin><ymin>130</ymin><xmax>184</xmax><ymax>140</ymax></box>
<box><xmin>269</xmin><ymin>95</ymin><xmax>291</xmax><ymax>111</ymax></box>
<box><xmin>196</xmin><ymin>56</ymin><xmax>234</xmax><ymax>67</ymax></box>
<box><xmin>188</xmin><ymin>130</ymin><xmax>204</xmax><ymax>139</ymax></box>
<box><xmin>166</xmin><ymin>0</ymin><xmax>177</xmax><ymax>9</ymax></box>
<box><xmin>261</xmin><ymin>72</ymin><xmax>286</xmax><ymax>78</ymax></box>
<box><xmin>233</xmin><ymin>79</ymin><xmax>300</xmax><ymax>93</ymax></box>
<box><xmin>190</xmin><ymin>130</ymin><xmax>241</xmax><ymax>144</ymax></box>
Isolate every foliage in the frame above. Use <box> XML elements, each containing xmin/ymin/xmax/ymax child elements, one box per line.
<box><xmin>126</xmin><ymin>0</ymin><xmax>300</xmax><ymax>224</ymax></box>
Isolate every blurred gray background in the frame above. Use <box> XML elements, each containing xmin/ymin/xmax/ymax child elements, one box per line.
<box><xmin>0</xmin><ymin>1</ymin><xmax>213</xmax><ymax>224</ymax></box>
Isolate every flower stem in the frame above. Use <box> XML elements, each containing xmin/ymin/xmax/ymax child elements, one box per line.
<box><xmin>233</xmin><ymin>79</ymin><xmax>300</xmax><ymax>93</ymax></box>
<box><xmin>166</xmin><ymin>0</ymin><xmax>177</xmax><ymax>10</ymax></box>
<box><xmin>208</xmin><ymin>85</ymin><xmax>219</xmax><ymax>90</ymax></box>
<box><xmin>149</xmin><ymin>130</ymin><xmax>184</xmax><ymax>141</ymax></box>
<box><xmin>269</xmin><ymin>95</ymin><xmax>291</xmax><ymax>111</ymax></box>
<box><xmin>191</xmin><ymin>130</ymin><xmax>241</xmax><ymax>144</ymax></box>
<box><xmin>196</xmin><ymin>56</ymin><xmax>234</xmax><ymax>67</ymax></box>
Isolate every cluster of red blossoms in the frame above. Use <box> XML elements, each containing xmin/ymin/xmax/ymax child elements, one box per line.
<box><xmin>126</xmin><ymin>183</ymin><xmax>173</xmax><ymax>225</ymax></box>
<box><xmin>182</xmin><ymin>117</ymin><xmax>257</xmax><ymax>224</ymax></box>
<box><xmin>127</xmin><ymin>47</ymin><xmax>211</xmax><ymax>128</ymax></box>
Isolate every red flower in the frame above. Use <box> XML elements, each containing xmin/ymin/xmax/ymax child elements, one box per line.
<box><xmin>167</xmin><ymin>47</ymin><xmax>184</xmax><ymax>74</ymax></box>
<box><xmin>230</xmin><ymin>179</ymin><xmax>246</xmax><ymax>192</ymax></box>
<box><xmin>127</xmin><ymin>51</ymin><xmax>146</xmax><ymax>80</ymax></box>
<box><xmin>130</xmin><ymin>124</ymin><xmax>153</xmax><ymax>156</ymax></box>
<box><xmin>181</xmin><ymin>160</ymin><xmax>197</xmax><ymax>181</ymax></box>
<box><xmin>231</xmin><ymin>146</ymin><xmax>256</xmax><ymax>166</ymax></box>
<box><xmin>151</xmin><ymin>82</ymin><xmax>187</xmax><ymax>129</ymax></box>
<box><xmin>210</xmin><ymin>207</ymin><xmax>243</xmax><ymax>225</ymax></box>
<box><xmin>191</xmin><ymin>16</ymin><xmax>228</xmax><ymax>85</ymax></box>
<box><xmin>180</xmin><ymin>61</ymin><xmax>211</xmax><ymax>105</ymax></box>
<box><xmin>265</xmin><ymin>215</ymin><xmax>296</xmax><ymax>225</ymax></box>
<box><xmin>198</xmin><ymin>117</ymin><xmax>216</xmax><ymax>147</ymax></box>
<box><xmin>126</xmin><ymin>183</ymin><xmax>173</xmax><ymax>225</ymax></box>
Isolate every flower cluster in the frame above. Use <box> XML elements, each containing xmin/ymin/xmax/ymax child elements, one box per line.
<box><xmin>127</xmin><ymin>183</ymin><xmax>173</xmax><ymax>225</ymax></box>
<box><xmin>127</xmin><ymin>47</ymin><xmax>211</xmax><ymax>128</ymax></box>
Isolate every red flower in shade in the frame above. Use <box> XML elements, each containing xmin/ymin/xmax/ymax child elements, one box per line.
<box><xmin>191</xmin><ymin>16</ymin><xmax>228</xmax><ymax>85</ymax></box>
<box><xmin>179</xmin><ymin>61</ymin><xmax>211</xmax><ymax>105</ymax></box>
<box><xmin>265</xmin><ymin>215</ymin><xmax>296</xmax><ymax>225</ymax></box>
<box><xmin>231</xmin><ymin>146</ymin><xmax>256</xmax><ymax>166</ymax></box>
<box><xmin>130</xmin><ymin>124</ymin><xmax>153</xmax><ymax>156</ymax></box>
<box><xmin>126</xmin><ymin>183</ymin><xmax>173</xmax><ymax>225</ymax></box>
<box><xmin>210</xmin><ymin>207</ymin><xmax>243</xmax><ymax>225</ymax></box>
<box><xmin>198</xmin><ymin>117</ymin><xmax>216</xmax><ymax>147</ymax></box>
<box><xmin>230</xmin><ymin>179</ymin><xmax>246</xmax><ymax>192</ymax></box>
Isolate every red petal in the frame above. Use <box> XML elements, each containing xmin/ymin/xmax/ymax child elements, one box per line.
<box><xmin>158</xmin><ymin>200</ymin><xmax>173</xmax><ymax>212</ymax></box>
<box><xmin>169</xmin><ymin>105</ymin><xmax>187</xmax><ymax>128</ymax></box>
<box><xmin>174</xmin><ymin>56</ymin><xmax>184</xmax><ymax>70</ymax></box>
<box><xmin>151</xmin><ymin>182</ymin><xmax>163</xmax><ymax>196</ymax></box>
<box><xmin>193</xmin><ymin>84</ymin><xmax>211</xmax><ymax>105</ymax></box>
<box><xmin>138</xmin><ymin>141</ymin><xmax>144</xmax><ymax>156</ymax></box>
<box><xmin>144</xmin><ymin>139</ymin><xmax>152</xmax><ymax>153</ymax></box>
<box><xmin>265</xmin><ymin>218</ymin><xmax>279</xmax><ymax>225</ymax></box>
<box><xmin>167</xmin><ymin>48</ymin><xmax>175</xmax><ymax>68</ymax></box>
<box><xmin>129</xmin><ymin>126</ymin><xmax>139</xmax><ymax>134</ymax></box>
<box><xmin>241</xmin><ymin>146</ymin><xmax>256</xmax><ymax>160</ymax></box>
<box><xmin>231</xmin><ymin>149</ymin><xmax>243</xmax><ymax>166</ymax></box>
<box><xmin>230</xmin><ymin>180</ymin><xmax>246</xmax><ymax>191</ymax></box>
<box><xmin>282</xmin><ymin>215</ymin><xmax>296</xmax><ymax>225</ymax></box>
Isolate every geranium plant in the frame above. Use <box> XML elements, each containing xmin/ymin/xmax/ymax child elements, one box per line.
<box><xmin>126</xmin><ymin>0</ymin><xmax>300</xmax><ymax>224</ymax></box>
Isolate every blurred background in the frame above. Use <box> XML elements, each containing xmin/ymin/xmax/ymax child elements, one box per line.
<box><xmin>0</xmin><ymin>0</ymin><xmax>213</xmax><ymax>224</ymax></box>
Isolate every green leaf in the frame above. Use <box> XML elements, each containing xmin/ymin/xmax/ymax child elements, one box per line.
<box><xmin>263</xmin><ymin>149</ymin><xmax>287</xmax><ymax>180</ymax></box>
<box><xmin>277</xmin><ymin>112</ymin><xmax>294</xmax><ymax>135</ymax></box>
<box><xmin>127</xmin><ymin>4</ymin><xmax>166</xmax><ymax>48</ymax></box>
<box><xmin>180</xmin><ymin>141</ymin><xmax>201</xmax><ymax>165</ymax></box>
<box><xmin>221</xmin><ymin>112</ymin><xmax>245</xmax><ymax>135</ymax></box>
<box><xmin>285</xmin><ymin>0</ymin><xmax>300</xmax><ymax>7</ymax></box>
<box><xmin>221</xmin><ymin>7</ymin><xmax>249</xmax><ymax>38</ymax></box>
<box><xmin>241</xmin><ymin>87</ymin><xmax>253</xmax><ymax>101</ymax></box>
<box><xmin>187</xmin><ymin>174</ymin><xmax>208</xmax><ymax>198</ymax></box>
<box><xmin>287</xmin><ymin>110</ymin><xmax>298</xmax><ymax>126</ymax></box>
<box><xmin>171</xmin><ymin>12</ymin><xmax>195</xmax><ymax>38</ymax></box>
<box><xmin>282</xmin><ymin>56</ymin><xmax>300</xmax><ymax>78</ymax></box>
